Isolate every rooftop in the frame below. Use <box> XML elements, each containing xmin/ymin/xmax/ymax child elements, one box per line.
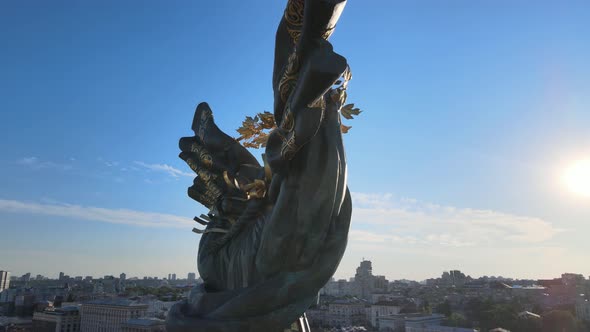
<box><xmin>124</xmin><ymin>318</ymin><xmax>165</xmax><ymax>326</ymax></box>
<box><xmin>330</xmin><ymin>297</ymin><xmax>365</xmax><ymax>305</ymax></box>
<box><xmin>83</xmin><ymin>298</ymin><xmax>148</xmax><ymax>307</ymax></box>
<box><xmin>0</xmin><ymin>317</ymin><xmax>32</xmax><ymax>327</ymax></box>
<box><xmin>373</xmin><ymin>300</ymin><xmax>401</xmax><ymax>306</ymax></box>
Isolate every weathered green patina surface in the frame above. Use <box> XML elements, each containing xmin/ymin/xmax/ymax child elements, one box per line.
<box><xmin>167</xmin><ymin>1</ymin><xmax>352</xmax><ymax>331</ymax></box>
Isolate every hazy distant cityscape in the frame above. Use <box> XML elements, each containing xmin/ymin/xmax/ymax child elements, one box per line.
<box><xmin>1</xmin><ymin>261</ymin><xmax>589</xmax><ymax>331</ymax></box>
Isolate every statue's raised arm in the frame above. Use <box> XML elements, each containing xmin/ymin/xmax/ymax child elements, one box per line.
<box><xmin>167</xmin><ymin>1</ymin><xmax>352</xmax><ymax>331</ymax></box>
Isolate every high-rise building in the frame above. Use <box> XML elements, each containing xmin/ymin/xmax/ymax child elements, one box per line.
<box><xmin>94</xmin><ymin>276</ymin><xmax>118</xmax><ymax>294</ymax></box>
<box><xmin>59</xmin><ymin>272</ymin><xmax>65</xmax><ymax>281</ymax></box>
<box><xmin>354</xmin><ymin>260</ymin><xmax>374</xmax><ymax>300</ymax></box>
<box><xmin>32</xmin><ymin>306</ymin><xmax>81</xmax><ymax>332</ymax></box>
<box><xmin>167</xmin><ymin>274</ymin><xmax>171</xmax><ymax>281</ymax></box>
<box><xmin>15</xmin><ymin>294</ymin><xmax>35</xmax><ymax>316</ymax></box>
<box><xmin>80</xmin><ymin>299</ymin><xmax>148</xmax><ymax>332</ymax></box>
<box><xmin>188</xmin><ymin>273</ymin><xmax>196</xmax><ymax>283</ymax></box>
<box><xmin>171</xmin><ymin>274</ymin><xmax>176</xmax><ymax>281</ymax></box>
<box><xmin>118</xmin><ymin>273</ymin><xmax>127</xmax><ymax>293</ymax></box>
<box><xmin>0</xmin><ymin>270</ymin><xmax>10</xmax><ymax>292</ymax></box>
<box><xmin>373</xmin><ymin>275</ymin><xmax>389</xmax><ymax>293</ymax></box>
<box><xmin>449</xmin><ymin>270</ymin><xmax>467</xmax><ymax>286</ymax></box>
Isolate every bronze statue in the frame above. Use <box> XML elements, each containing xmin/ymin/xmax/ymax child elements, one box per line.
<box><xmin>167</xmin><ymin>0</ymin><xmax>352</xmax><ymax>330</ymax></box>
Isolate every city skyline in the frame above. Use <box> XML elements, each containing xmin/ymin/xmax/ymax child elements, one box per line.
<box><xmin>3</xmin><ymin>263</ymin><xmax>588</xmax><ymax>284</ymax></box>
<box><xmin>1</xmin><ymin>1</ymin><xmax>589</xmax><ymax>281</ymax></box>
<box><xmin>2</xmin><ymin>261</ymin><xmax>588</xmax><ymax>331</ymax></box>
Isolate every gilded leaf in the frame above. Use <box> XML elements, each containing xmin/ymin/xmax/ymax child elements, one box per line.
<box><xmin>258</xmin><ymin>111</ymin><xmax>276</xmax><ymax>129</ymax></box>
<box><xmin>236</xmin><ymin>63</ymin><xmax>363</xmax><ymax>146</ymax></box>
<box><xmin>236</xmin><ymin>112</ymin><xmax>277</xmax><ymax>149</ymax></box>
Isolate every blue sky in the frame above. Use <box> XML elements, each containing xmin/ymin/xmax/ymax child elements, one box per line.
<box><xmin>1</xmin><ymin>0</ymin><xmax>589</xmax><ymax>281</ymax></box>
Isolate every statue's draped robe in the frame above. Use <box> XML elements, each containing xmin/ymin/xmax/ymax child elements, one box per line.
<box><xmin>167</xmin><ymin>1</ymin><xmax>351</xmax><ymax>331</ymax></box>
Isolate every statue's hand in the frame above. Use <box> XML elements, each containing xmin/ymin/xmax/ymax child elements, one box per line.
<box><xmin>179</xmin><ymin>103</ymin><xmax>266</xmax><ymax>218</ymax></box>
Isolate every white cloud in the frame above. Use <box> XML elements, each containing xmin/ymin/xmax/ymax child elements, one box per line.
<box><xmin>134</xmin><ymin>161</ymin><xmax>193</xmax><ymax>178</ymax></box>
<box><xmin>17</xmin><ymin>157</ymin><xmax>72</xmax><ymax>171</ymax></box>
<box><xmin>97</xmin><ymin>157</ymin><xmax>120</xmax><ymax>167</ymax></box>
<box><xmin>18</xmin><ymin>157</ymin><xmax>38</xmax><ymax>165</ymax></box>
<box><xmin>350</xmin><ymin>192</ymin><xmax>561</xmax><ymax>248</ymax></box>
<box><xmin>0</xmin><ymin>199</ymin><xmax>193</xmax><ymax>229</ymax></box>
<box><xmin>329</xmin><ymin>193</ymin><xmax>572</xmax><ymax>280</ymax></box>
<box><xmin>0</xmin><ymin>192</ymin><xmax>576</xmax><ymax>280</ymax></box>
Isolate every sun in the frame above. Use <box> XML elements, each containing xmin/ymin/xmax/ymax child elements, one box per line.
<box><xmin>563</xmin><ymin>159</ymin><xmax>590</xmax><ymax>198</ymax></box>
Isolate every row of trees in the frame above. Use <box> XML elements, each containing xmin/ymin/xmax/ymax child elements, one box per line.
<box><xmin>435</xmin><ymin>298</ymin><xmax>590</xmax><ymax>332</ymax></box>
<box><xmin>125</xmin><ymin>286</ymin><xmax>182</xmax><ymax>301</ymax></box>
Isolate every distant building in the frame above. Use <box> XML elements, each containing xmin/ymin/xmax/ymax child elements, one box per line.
<box><xmin>92</xmin><ymin>281</ymin><xmax>104</xmax><ymax>294</ymax></box>
<box><xmin>0</xmin><ymin>271</ymin><xmax>9</xmax><ymax>292</ymax></box>
<box><xmin>0</xmin><ymin>316</ymin><xmax>33</xmax><ymax>332</ymax></box>
<box><xmin>135</xmin><ymin>298</ymin><xmax>175</xmax><ymax>318</ymax></box>
<box><xmin>327</xmin><ymin>298</ymin><xmax>367</xmax><ymax>326</ymax></box>
<box><xmin>187</xmin><ymin>273</ymin><xmax>196</xmax><ymax>283</ymax></box>
<box><xmin>449</xmin><ymin>270</ymin><xmax>468</xmax><ymax>286</ymax></box>
<box><xmin>403</xmin><ymin>314</ymin><xmax>477</xmax><ymax>332</ymax></box>
<box><xmin>95</xmin><ymin>276</ymin><xmax>118</xmax><ymax>294</ymax></box>
<box><xmin>171</xmin><ymin>274</ymin><xmax>176</xmax><ymax>281</ymax></box>
<box><xmin>322</xmin><ymin>279</ymin><xmax>353</xmax><ymax>297</ymax></box>
<box><xmin>561</xmin><ymin>273</ymin><xmax>585</xmax><ymax>286</ymax></box>
<box><xmin>376</xmin><ymin>313</ymin><xmax>445</xmax><ymax>331</ymax></box>
<box><xmin>406</xmin><ymin>325</ymin><xmax>477</xmax><ymax>332</ymax></box>
<box><xmin>375</xmin><ymin>313</ymin><xmax>476</xmax><ymax>332</ymax></box>
<box><xmin>538</xmin><ymin>278</ymin><xmax>577</xmax><ymax>307</ymax></box>
<box><xmin>0</xmin><ymin>288</ymin><xmax>16</xmax><ymax>304</ymax></box>
<box><xmin>20</xmin><ymin>273</ymin><xmax>31</xmax><ymax>282</ymax></box>
<box><xmin>80</xmin><ymin>299</ymin><xmax>148</xmax><ymax>332</ymax></box>
<box><xmin>306</xmin><ymin>307</ymin><xmax>328</xmax><ymax>326</ymax></box>
<box><xmin>119</xmin><ymin>274</ymin><xmax>127</xmax><ymax>293</ymax></box>
<box><xmin>576</xmin><ymin>298</ymin><xmax>590</xmax><ymax>321</ymax></box>
<box><xmin>354</xmin><ymin>260</ymin><xmax>374</xmax><ymax>301</ymax></box>
<box><xmin>370</xmin><ymin>293</ymin><xmax>405</xmax><ymax>304</ymax></box>
<box><xmin>375</xmin><ymin>313</ymin><xmax>407</xmax><ymax>331</ymax></box>
<box><xmin>370</xmin><ymin>301</ymin><xmax>401</xmax><ymax>328</ymax></box>
<box><xmin>59</xmin><ymin>272</ymin><xmax>65</xmax><ymax>281</ymax></box>
<box><xmin>373</xmin><ymin>276</ymin><xmax>389</xmax><ymax>294</ymax></box>
<box><xmin>32</xmin><ymin>306</ymin><xmax>80</xmax><ymax>332</ymax></box>
<box><xmin>121</xmin><ymin>318</ymin><xmax>165</xmax><ymax>332</ymax></box>
<box><xmin>14</xmin><ymin>294</ymin><xmax>35</xmax><ymax>316</ymax></box>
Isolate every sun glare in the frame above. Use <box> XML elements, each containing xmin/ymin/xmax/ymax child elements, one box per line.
<box><xmin>563</xmin><ymin>159</ymin><xmax>590</xmax><ymax>198</ymax></box>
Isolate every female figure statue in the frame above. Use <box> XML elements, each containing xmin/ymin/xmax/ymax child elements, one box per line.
<box><xmin>167</xmin><ymin>1</ymin><xmax>352</xmax><ymax>330</ymax></box>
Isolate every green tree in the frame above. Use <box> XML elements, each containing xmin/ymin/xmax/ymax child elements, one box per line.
<box><xmin>542</xmin><ymin>310</ymin><xmax>578</xmax><ymax>332</ymax></box>
<box><xmin>435</xmin><ymin>300</ymin><xmax>452</xmax><ymax>317</ymax></box>
<box><xmin>445</xmin><ymin>313</ymin><xmax>470</xmax><ymax>328</ymax></box>
<box><xmin>514</xmin><ymin>316</ymin><xmax>542</xmax><ymax>332</ymax></box>
<box><xmin>422</xmin><ymin>299</ymin><xmax>432</xmax><ymax>314</ymax></box>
